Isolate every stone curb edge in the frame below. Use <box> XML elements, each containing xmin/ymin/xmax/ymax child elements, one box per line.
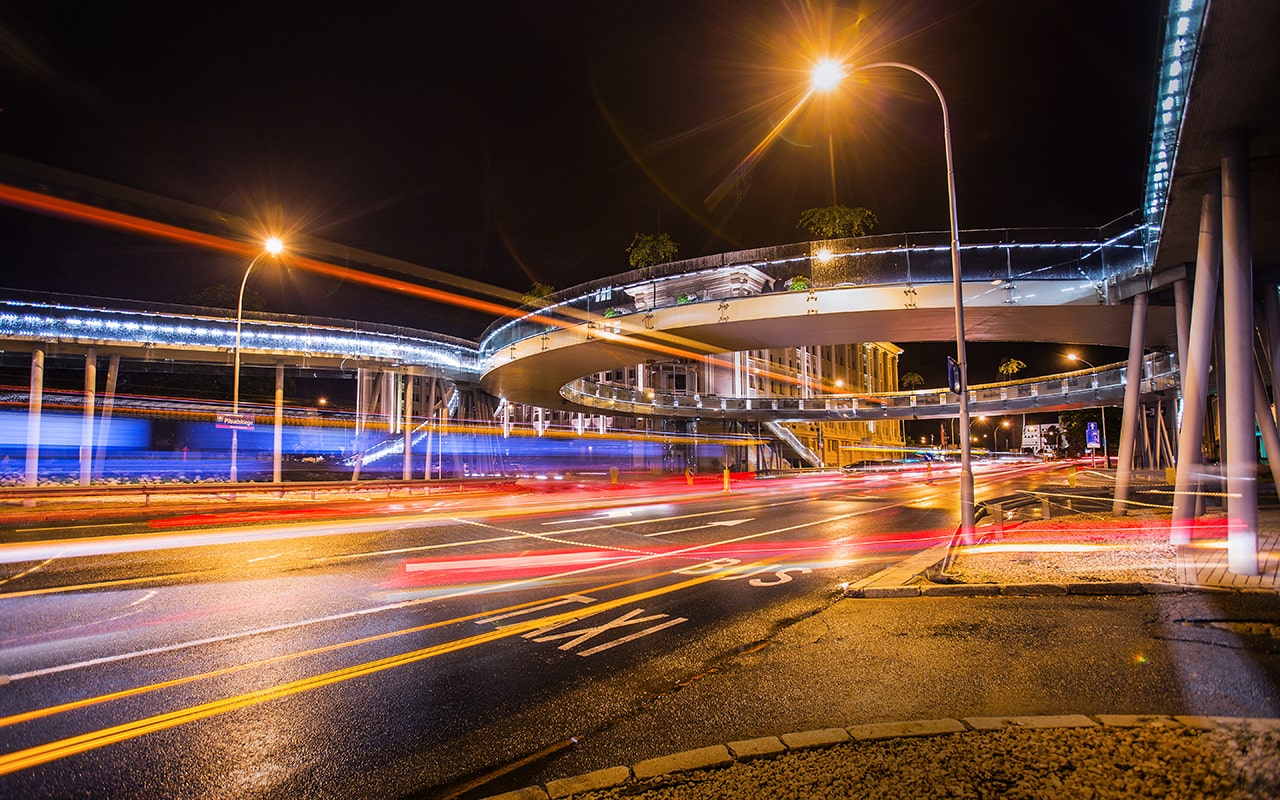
<box><xmin>480</xmin><ymin>714</ymin><xmax>1280</xmax><ymax>800</ymax></box>
<box><xmin>844</xmin><ymin>581</ymin><xmax>1272</xmax><ymax>599</ymax></box>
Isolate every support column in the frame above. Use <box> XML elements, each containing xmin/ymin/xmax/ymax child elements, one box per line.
<box><xmin>403</xmin><ymin>373</ymin><xmax>413</xmax><ymax>481</ymax></box>
<box><xmin>352</xmin><ymin>367</ymin><xmax>369</xmax><ymax>482</ymax></box>
<box><xmin>272</xmin><ymin>361</ymin><xmax>284</xmax><ymax>484</ymax></box>
<box><xmin>1221</xmin><ymin>131</ymin><xmax>1258</xmax><ymax>575</ymax></box>
<box><xmin>80</xmin><ymin>348</ymin><xmax>97</xmax><ymax>487</ymax></box>
<box><xmin>1266</xmin><ymin>283</ymin><xmax>1280</xmax><ymax>395</ymax></box>
<box><xmin>25</xmin><ymin>348</ymin><xmax>44</xmax><ymax>488</ymax></box>
<box><xmin>94</xmin><ymin>354</ymin><xmax>120</xmax><ymax>479</ymax></box>
<box><xmin>1174</xmin><ymin>278</ymin><xmax>1192</xmax><ymax>377</ymax></box>
<box><xmin>1253</xmin><ymin>363</ymin><xmax>1280</xmax><ymax>499</ymax></box>
<box><xmin>423</xmin><ymin>377</ymin><xmax>437</xmax><ymax>479</ymax></box>
<box><xmin>1112</xmin><ymin>293</ymin><xmax>1149</xmax><ymax>515</ymax></box>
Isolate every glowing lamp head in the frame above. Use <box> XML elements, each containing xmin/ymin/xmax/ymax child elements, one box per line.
<box><xmin>815</xmin><ymin>247</ymin><xmax>834</xmax><ymax>263</ymax></box>
<box><xmin>264</xmin><ymin>236</ymin><xmax>285</xmax><ymax>256</ymax></box>
<box><xmin>811</xmin><ymin>59</ymin><xmax>846</xmax><ymax>91</ymax></box>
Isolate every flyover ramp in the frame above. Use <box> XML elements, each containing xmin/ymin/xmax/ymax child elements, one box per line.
<box><xmin>479</xmin><ymin>280</ymin><xmax>1177</xmax><ymax>415</ymax></box>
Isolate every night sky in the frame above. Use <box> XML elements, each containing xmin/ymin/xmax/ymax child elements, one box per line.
<box><xmin>0</xmin><ymin>0</ymin><xmax>1158</xmax><ymax>375</ymax></box>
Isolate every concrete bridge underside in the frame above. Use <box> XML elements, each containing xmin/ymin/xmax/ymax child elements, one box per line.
<box><xmin>481</xmin><ymin>281</ymin><xmax>1178</xmax><ymax>414</ymax></box>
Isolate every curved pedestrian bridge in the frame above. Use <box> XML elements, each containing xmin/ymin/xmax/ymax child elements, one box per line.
<box><xmin>478</xmin><ymin>226</ymin><xmax>1177</xmax><ymax>413</ymax></box>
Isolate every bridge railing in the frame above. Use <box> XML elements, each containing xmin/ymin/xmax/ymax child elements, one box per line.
<box><xmin>478</xmin><ymin>225</ymin><xmax>1149</xmax><ymax>357</ymax></box>
<box><xmin>0</xmin><ymin>290</ymin><xmax>480</xmax><ymax>370</ymax></box>
<box><xmin>561</xmin><ymin>352</ymin><xmax>1177</xmax><ymax>419</ymax></box>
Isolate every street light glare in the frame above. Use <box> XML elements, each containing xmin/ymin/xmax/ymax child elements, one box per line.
<box><xmin>265</xmin><ymin>236</ymin><xmax>285</xmax><ymax>256</ymax></box>
<box><xmin>811</xmin><ymin>59</ymin><xmax>845</xmax><ymax>91</ymax></box>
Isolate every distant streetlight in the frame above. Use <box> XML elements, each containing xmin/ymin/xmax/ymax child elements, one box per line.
<box><xmin>1067</xmin><ymin>353</ymin><xmax>1109</xmax><ymax>467</ymax></box>
<box><xmin>812</xmin><ymin>58</ymin><xmax>973</xmax><ymax>535</ymax></box>
<box><xmin>231</xmin><ymin>236</ymin><xmax>285</xmax><ymax>482</ymax></box>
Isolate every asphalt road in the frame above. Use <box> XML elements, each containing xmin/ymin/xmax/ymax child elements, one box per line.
<box><xmin>0</xmin><ymin>462</ymin><xmax>1129</xmax><ymax>799</ymax></box>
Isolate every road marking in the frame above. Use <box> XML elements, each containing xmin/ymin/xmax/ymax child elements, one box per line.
<box><xmin>644</xmin><ymin>519</ymin><xmax>753</xmax><ymax>536</ymax></box>
<box><xmin>541</xmin><ymin>508</ymin><xmax>635</xmax><ymax>524</ymax></box>
<box><xmin>0</xmin><ymin>567</ymin><xmax>749</xmax><ymax>776</ymax></box>
<box><xmin>247</xmin><ymin>552</ymin><xmax>286</xmax><ymax>564</ymax></box>
<box><xmin>0</xmin><ymin>498</ymin><xmax>917</xmax><ymax>742</ymax></box>
<box><xmin>127</xmin><ymin>590</ymin><xmax>157</xmax><ymax>607</ymax></box>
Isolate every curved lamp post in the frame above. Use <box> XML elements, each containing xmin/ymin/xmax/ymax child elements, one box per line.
<box><xmin>1067</xmin><ymin>353</ymin><xmax>1109</xmax><ymax>467</ymax></box>
<box><xmin>230</xmin><ymin>236</ymin><xmax>285</xmax><ymax>482</ymax></box>
<box><xmin>812</xmin><ymin>59</ymin><xmax>974</xmax><ymax>536</ymax></box>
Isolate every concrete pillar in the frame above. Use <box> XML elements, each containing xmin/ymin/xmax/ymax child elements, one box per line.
<box><xmin>1266</xmin><ymin>283</ymin><xmax>1280</xmax><ymax>395</ymax></box>
<box><xmin>272</xmin><ymin>361</ymin><xmax>284</xmax><ymax>484</ymax></box>
<box><xmin>1112</xmin><ymin>293</ymin><xmax>1149</xmax><ymax>515</ymax></box>
<box><xmin>94</xmin><ymin>354</ymin><xmax>120</xmax><ymax>480</ymax></box>
<box><xmin>352</xmin><ymin>367</ymin><xmax>369</xmax><ymax>482</ymax></box>
<box><xmin>1253</xmin><ymin>363</ymin><xmax>1280</xmax><ymax>499</ymax></box>
<box><xmin>25</xmin><ymin>348</ymin><xmax>44</xmax><ymax>488</ymax></box>
<box><xmin>1221</xmin><ymin>131</ymin><xmax>1258</xmax><ymax>575</ymax></box>
<box><xmin>1172</xmin><ymin>185</ymin><xmax>1221</xmax><ymax>540</ymax></box>
<box><xmin>403</xmin><ymin>373</ymin><xmax>413</xmax><ymax>481</ymax></box>
<box><xmin>423</xmin><ymin>377</ymin><xmax>437</xmax><ymax>479</ymax></box>
<box><xmin>1174</xmin><ymin>278</ymin><xmax>1192</xmax><ymax>378</ymax></box>
<box><xmin>79</xmin><ymin>348</ymin><xmax>97</xmax><ymax>487</ymax></box>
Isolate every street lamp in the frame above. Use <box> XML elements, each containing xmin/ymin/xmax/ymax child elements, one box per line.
<box><xmin>230</xmin><ymin>236</ymin><xmax>285</xmax><ymax>482</ymax></box>
<box><xmin>812</xmin><ymin>59</ymin><xmax>974</xmax><ymax>535</ymax></box>
<box><xmin>1067</xmin><ymin>353</ymin><xmax>1109</xmax><ymax>467</ymax></box>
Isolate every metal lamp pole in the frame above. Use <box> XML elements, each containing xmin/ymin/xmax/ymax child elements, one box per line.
<box><xmin>817</xmin><ymin>61</ymin><xmax>973</xmax><ymax>535</ymax></box>
<box><xmin>231</xmin><ymin>238</ymin><xmax>284</xmax><ymax>482</ymax></box>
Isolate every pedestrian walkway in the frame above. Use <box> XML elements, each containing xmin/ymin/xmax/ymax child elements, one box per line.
<box><xmin>1178</xmin><ymin>520</ymin><xmax>1280</xmax><ymax>589</ymax></box>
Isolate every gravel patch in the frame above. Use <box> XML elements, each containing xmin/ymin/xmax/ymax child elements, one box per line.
<box><xmin>571</xmin><ymin>725</ymin><xmax>1280</xmax><ymax>800</ymax></box>
<box><xmin>947</xmin><ymin>515</ymin><xmax>1182</xmax><ymax>586</ymax></box>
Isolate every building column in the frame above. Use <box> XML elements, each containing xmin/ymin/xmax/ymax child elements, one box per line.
<box><xmin>1113</xmin><ymin>293</ymin><xmax>1149</xmax><ymax>515</ymax></box>
<box><xmin>80</xmin><ymin>348</ymin><xmax>97</xmax><ymax>487</ymax></box>
<box><xmin>1221</xmin><ymin>131</ymin><xmax>1258</xmax><ymax>575</ymax></box>
<box><xmin>25</xmin><ymin>348</ymin><xmax>44</xmax><ymax>488</ymax></box>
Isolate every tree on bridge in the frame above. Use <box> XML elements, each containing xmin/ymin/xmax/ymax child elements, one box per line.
<box><xmin>797</xmin><ymin>205</ymin><xmax>878</xmax><ymax>239</ymax></box>
<box><xmin>998</xmin><ymin>357</ymin><xmax>1027</xmax><ymax>381</ymax></box>
<box><xmin>521</xmin><ymin>282</ymin><xmax>555</xmax><ymax>308</ymax></box>
<box><xmin>899</xmin><ymin>371</ymin><xmax>925</xmax><ymax>391</ymax></box>
<box><xmin>626</xmin><ymin>232</ymin><xmax>679</xmax><ymax>269</ymax></box>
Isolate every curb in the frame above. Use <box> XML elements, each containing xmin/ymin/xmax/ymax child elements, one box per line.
<box><xmin>480</xmin><ymin>714</ymin><xmax>1280</xmax><ymax>800</ymax></box>
<box><xmin>842</xmin><ymin>580</ymin><xmax>1263</xmax><ymax>598</ymax></box>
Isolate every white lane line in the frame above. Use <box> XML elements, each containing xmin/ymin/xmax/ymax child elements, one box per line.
<box><xmin>541</xmin><ymin>509</ymin><xmax>634</xmax><ymax>525</ymax></box>
<box><xmin>247</xmin><ymin>552</ymin><xmax>285</xmax><ymax>564</ymax></box>
<box><xmin>127</xmin><ymin>590</ymin><xmax>158</xmax><ymax>607</ymax></box>
<box><xmin>644</xmin><ymin>519</ymin><xmax>754</xmax><ymax>536</ymax></box>
<box><xmin>5</xmin><ymin>501</ymin><xmax>912</xmax><ymax>683</ymax></box>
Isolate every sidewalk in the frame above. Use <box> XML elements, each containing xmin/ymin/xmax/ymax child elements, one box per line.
<box><xmin>477</xmin><ymin>506</ymin><xmax>1280</xmax><ymax>800</ymax></box>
